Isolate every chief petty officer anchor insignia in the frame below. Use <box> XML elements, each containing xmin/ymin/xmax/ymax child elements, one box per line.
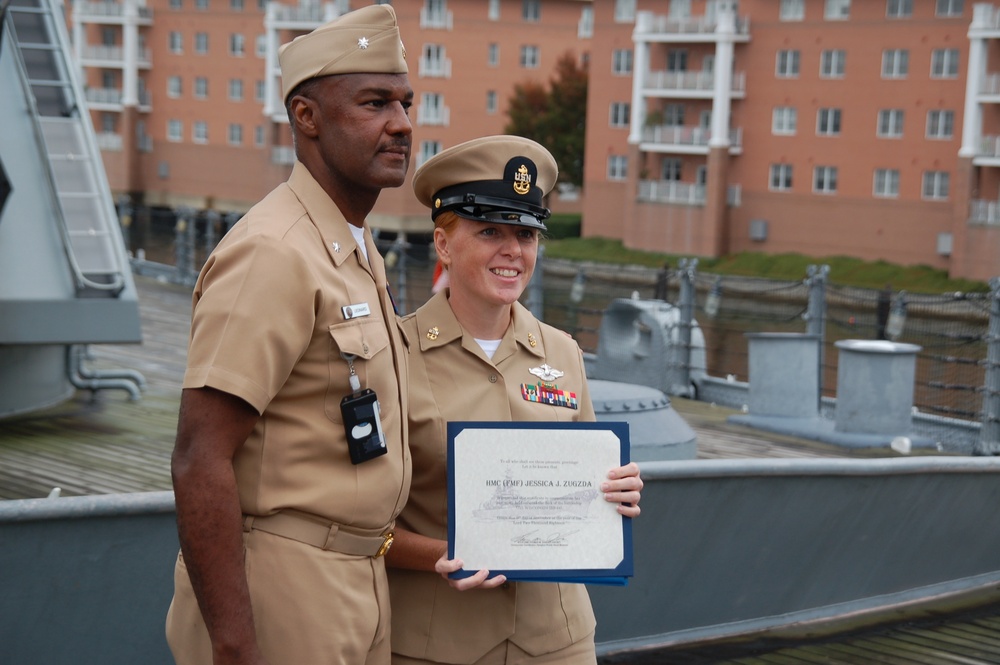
<box><xmin>521</xmin><ymin>363</ymin><xmax>578</xmax><ymax>409</ymax></box>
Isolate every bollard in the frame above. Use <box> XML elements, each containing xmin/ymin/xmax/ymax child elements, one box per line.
<box><xmin>834</xmin><ymin>340</ymin><xmax>922</xmax><ymax>435</ymax></box>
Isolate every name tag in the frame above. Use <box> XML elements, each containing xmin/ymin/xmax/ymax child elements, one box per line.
<box><xmin>342</xmin><ymin>302</ymin><xmax>371</xmax><ymax>320</ymax></box>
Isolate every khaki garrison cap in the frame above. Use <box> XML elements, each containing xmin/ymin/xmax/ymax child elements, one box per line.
<box><xmin>278</xmin><ymin>4</ymin><xmax>408</xmax><ymax>103</ymax></box>
<box><xmin>412</xmin><ymin>135</ymin><xmax>558</xmax><ymax>231</ymax></box>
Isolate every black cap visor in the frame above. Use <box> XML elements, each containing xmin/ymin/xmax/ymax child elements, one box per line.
<box><xmin>434</xmin><ymin>193</ymin><xmax>549</xmax><ymax>231</ymax></box>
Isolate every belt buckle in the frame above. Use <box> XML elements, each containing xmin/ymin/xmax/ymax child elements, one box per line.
<box><xmin>375</xmin><ymin>531</ymin><xmax>394</xmax><ymax>558</ymax></box>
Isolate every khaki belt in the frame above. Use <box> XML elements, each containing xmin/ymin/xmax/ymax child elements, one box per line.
<box><xmin>243</xmin><ymin>511</ymin><xmax>394</xmax><ymax>558</ymax></box>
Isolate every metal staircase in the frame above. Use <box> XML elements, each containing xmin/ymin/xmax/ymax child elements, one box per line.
<box><xmin>5</xmin><ymin>0</ymin><xmax>128</xmax><ymax>296</ymax></box>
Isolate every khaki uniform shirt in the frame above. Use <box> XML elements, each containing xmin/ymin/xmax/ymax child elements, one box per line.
<box><xmin>183</xmin><ymin>161</ymin><xmax>410</xmax><ymax>530</ymax></box>
<box><xmin>388</xmin><ymin>291</ymin><xmax>596</xmax><ymax>664</ymax></box>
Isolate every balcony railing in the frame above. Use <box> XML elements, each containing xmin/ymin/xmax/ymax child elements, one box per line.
<box><xmin>638</xmin><ymin>180</ymin><xmax>705</xmax><ymax>205</ymax></box>
<box><xmin>634</xmin><ymin>13</ymin><xmax>750</xmax><ymax>38</ymax></box>
<box><xmin>420</xmin><ymin>8</ymin><xmax>453</xmax><ymax>29</ymax></box>
<box><xmin>644</xmin><ymin>70</ymin><xmax>746</xmax><ymax>95</ymax></box>
<box><xmin>271</xmin><ymin>145</ymin><xmax>296</xmax><ymax>165</ymax></box>
<box><xmin>73</xmin><ymin>1</ymin><xmax>153</xmax><ymax>21</ymax></box>
<box><xmin>641</xmin><ymin>125</ymin><xmax>743</xmax><ymax>150</ymax></box>
<box><xmin>418</xmin><ymin>57</ymin><xmax>452</xmax><ymax>78</ymax></box>
<box><xmin>417</xmin><ymin>105</ymin><xmax>450</xmax><ymax>127</ymax></box>
<box><xmin>978</xmin><ymin>136</ymin><xmax>1000</xmax><ymax>158</ymax></box>
<box><xmin>969</xmin><ymin>200</ymin><xmax>1000</xmax><ymax>225</ymax></box>
<box><xmin>95</xmin><ymin>132</ymin><xmax>123</xmax><ymax>151</ymax></box>
<box><xmin>80</xmin><ymin>44</ymin><xmax>151</xmax><ymax>65</ymax></box>
<box><xmin>271</xmin><ymin>4</ymin><xmax>325</xmax><ymax>24</ymax></box>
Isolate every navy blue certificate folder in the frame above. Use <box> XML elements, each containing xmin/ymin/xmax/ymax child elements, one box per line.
<box><xmin>446</xmin><ymin>421</ymin><xmax>633</xmax><ymax>586</ymax></box>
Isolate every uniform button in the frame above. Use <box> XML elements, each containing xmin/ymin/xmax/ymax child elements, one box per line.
<box><xmin>489</xmin><ymin>374</ymin><xmax>498</xmax><ymax>383</ymax></box>
<box><xmin>363</xmin><ymin>343</ymin><xmax>369</xmax><ymax>354</ymax></box>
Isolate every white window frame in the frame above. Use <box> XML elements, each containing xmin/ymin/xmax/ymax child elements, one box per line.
<box><xmin>195</xmin><ymin>32</ymin><xmax>208</xmax><ymax>55</ymax></box>
<box><xmin>169</xmin><ymin>31</ymin><xmax>183</xmax><ymax>54</ymax></box>
<box><xmin>825</xmin><ymin>0</ymin><xmax>850</xmax><ymax>20</ymax></box>
<box><xmin>167</xmin><ymin>75</ymin><xmax>182</xmax><ymax>98</ymax></box>
<box><xmin>228</xmin><ymin>123</ymin><xmax>243</xmax><ymax>146</ymax></box>
<box><xmin>167</xmin><ymin>119</ymin><xmax>183</xmax><ymax>142</ymax></box>
<box><xmin>522</xmin><ymin>0</ymin><xmax>540</xmax><ymax>22</ymax></box>
<box><xmin>820</xmin><ymin>50</ymin><xmax>846</xmax><ymax>78</ymax></box>
<box><xmin>874</xmin><ymin>169</ymin><xmax>900</xmax><ymax>198</ymax></box>
<box><xmin>926</xmin><ymin>110</ymin><xmax>954</xmax><ymax>139</ymax></box>
<box><xmin>922</xmin><ymin>171</ymin><xmax>950</xmax><ymax>200</ymax></box>
<box><xmin>614</xmin><ymin>0</ymin><xmax>637</xmax><ymax>23</ymax></box>
<box><xmin>887</xmin><ymin>0</ymin><xmax>912</xmax><ymax>18</ymax></box>
<box><xmin>195</xmin><ymin>0</ymin><xmax>208</xmax><ymax>10</ymax></box>
<box><xmin>254</xmin><ymin>125</ymin><xmax>264</xmax><ymax>147</ymax></box>
<box><xmin>579</xmin><ymin>6</ymin><xmax>594</xmax><ymax>38</ymax></box>
<box><xmin>780</xmin><ymin>0</ymin><xmax>805</xmax><ymax>21</ymax></box>
<box><xmin>772</xmin><ymin>107</ymin><xmax>797</xmax><ymax>135</ymax></box>
<box><xmin>931</xmin><ymin>49</ymin><xmax>959</xmax><ymax>78</ymax></box>
<box><xmin>776</xmin><ymin>50</ymin><xmax>800</xmax><ymax>78</ymax></box>
<box><xmin>255</xmin><ymin>80</ymin><xmax>265</xmax><ymax>103</ymax></box>
<box><xmin>520</xmin><ymin>45</ymin><xmax>539</xmax><ymax>69</ymax></box>
<box><xmin>194</xmin><ymin>77</ymin><xmax>208</xmax><ymax>99</ymax></box>
<box><xmin>418</xmin><ymin>140</ymin><xmax>442</xmax><ymax>168</ymax></box>
<box><xmin>935</xmin><ymin>0</ymin><xmax>963</xmax><ymax>17</ymax></box>
<box><xmin>228</xmin><ymin>78</ymin><xmax>243</xmax><ymax>101</ymax></box>
<box><xmin>814</xmin><ymin>166</ymin><xmax>838</xmax><ymax>194</ymax></box>
<box><xmin>255</xmin><ymin>35</ymin><xmax>266</xmax><ymax>58</ymax></box>
<box><xmin>882</xmin><ymin>49</ymin><xmax>909</xmax><ymax>79</ymax></box>
<box><xmin>193</xmin><ymin>121</ymin><xmax>208</xmax><ymax>144</ymax></box>
<box><xmin>488</xmin><ymin>0</ymin><xmax>500</xmax><ymax>20</ymax></box>
<box><xmin>610</xmin><ymin>102</ymin><xmax>630</xmax><ymax>128</ymax></box>
<box><xmin>817</xmin><ymin>108</ymin><xmax>842</xmax><ymax>136</ymax></box>
<box><xmin>230</xmin><ymin>33</ymin><xmax>245</xmax><ymax>57</ymax></box>
<box><xmin>770</xmin><ymin>164</ymin><xmax>793</xmax><ymax>191</ymax></box>
<box><xmin>877</xmin><ymin>109</ymin><xmax>904</xmax><ymax>138</ymax></box>
<box><xmin>661</xmin><ymin>158</ymin><xmax>682</xmax><ymax>182</ymax></box>
<box><xmin>486</xmin><ymin>90</ymin><xmax>497</xmax><ymax>114</ymax></box>
<box><xmin>488</xmin><ymin>43</ymin><xmax>499</xmax><ymax>67</ymax></box>
<box><xmin>608</xmin><ymin>155</ymin><xmax>628</xmax><ymax>181</ymax></box>
<box><xmin>612</xmin><ymin>49</ymin><xmax>633</xmax><ymax>76</ymax></box>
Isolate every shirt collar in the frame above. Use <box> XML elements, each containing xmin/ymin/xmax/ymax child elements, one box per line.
<box><xmin>414</xmin><ymin>291</ymin><xmax>546</xmax><ymax>360</ymax></box>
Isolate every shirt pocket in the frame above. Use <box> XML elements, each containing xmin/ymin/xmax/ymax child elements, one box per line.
<box><xmin>325</xmin><ymin>318</ymin><xmax>393</xmax><ymax>424</ymax></box>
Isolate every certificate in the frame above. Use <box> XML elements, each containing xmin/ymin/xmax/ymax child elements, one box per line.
<box><xmin>446</xmin><ymin>421</ymin><xmax>633</xmax><ymax>585</ymax></box>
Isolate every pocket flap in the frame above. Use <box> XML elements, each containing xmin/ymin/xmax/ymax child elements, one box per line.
<box><xmin>329</xmin><ymin>318</ymin><xmax>389</xmax><ymax>360</ymax></box>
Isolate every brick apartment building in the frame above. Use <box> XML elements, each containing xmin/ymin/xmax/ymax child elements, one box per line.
<box><xmin>69</xmin><ymin>0</ymin><xmax>1000</xmax><ymax>280</ymax></box>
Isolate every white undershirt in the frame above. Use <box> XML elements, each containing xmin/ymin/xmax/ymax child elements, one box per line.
<box><xmin>348</xmin><ymin>224</ymin><xmax>368</xmax><ymax>262</ymax></box>
<box><xmin>475</xmin><ymin>338</ymin><xmax>502</xmax><ymax>359</ymax></box>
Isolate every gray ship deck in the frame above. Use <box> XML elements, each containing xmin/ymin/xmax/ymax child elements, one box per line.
<box><xmin>2</xmin><ymin>274</ymin><xmax>998</xmax><ymax>664</ymax></box>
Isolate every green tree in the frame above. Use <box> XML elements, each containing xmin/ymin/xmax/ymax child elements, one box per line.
<box><xmin>504</xmin><ymin>51</ymin><xmax>588</xmax><ymax>189</ymax></box>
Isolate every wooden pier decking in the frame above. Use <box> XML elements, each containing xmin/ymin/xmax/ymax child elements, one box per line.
<box><xmin>4</xmin><ymin>275</ymin><xmax>999</xmax><ymax>665</ymax></box>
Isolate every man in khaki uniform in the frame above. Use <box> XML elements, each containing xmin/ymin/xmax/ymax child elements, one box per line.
<box><xmin>384</xmin><ymin>136</ymin><xmax>643</xmax><ymax>665</ymax></box>
<box><xmin>165</xmin><ymin>6</ymin><xmax>412</xmax><ymax>664</ymax></box>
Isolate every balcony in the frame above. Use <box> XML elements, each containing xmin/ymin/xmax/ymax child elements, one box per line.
<box><xmin>419</xmin><ymin>57</ymin><xmax>452</xmax><ymax>78</ymax></box>
<box><xmin>79</xmin><ymin>44</ymin><xmax>151</xmax><ymax>68</ymax></box>
<box><xmin>85</xmin><ymin>87</ymin><xmax>152</xmax><ymax>110</ymax></box>
<box><xmin>973</xmin><ymin>135</ymin><xmax>1000</xmax><ymax>166</ymax></box>
<box><xmin>639</xmin><ymin>125</ymin><xmax>743</xmax><ymax>154</ymax></box>
<box><xmin>73</xmin><ymin>1</ymin><xmax>153</xmax><ymax>24</ymax></box>
<box><xmin>420</xmin><ymin>8</ymin><xmax>453</xmax><ymax>30</ymax></box>
<box><xmin>417</xmin><ymin>105</ymin><xmax>450</xmax><ymax>127</ymax></box>
<box><xmin>270</xmin><ymin>4</ymin><xmax>326</xmax><ymax>29</ymax></box>
<box><xmin>633</xmin><ymin>12</ymin><xmax>750</xmax><ymax>43</ymax></box>
<box><xmin>643</xmin><ymin>70</ymin><xmax>746</xmax><ymax>98</ymax></box>
<box><xmin>968</xmin><ymin>199</ymin><xmax>1000</xmax><ymax>226</ymax></box>
<box><xmin>638</xmin><ymin>181</ymin><xmax>742</xmax><ymax>207</ymax></box>
<box><xmin>95</xmin><ymin>132</ymin><xmax>123</xmax><ymax>151</ymax></box>
<box><xmin>271</xmin><ymin>145</ymin><xmax>295</xmax><ymax>166</ymax></box>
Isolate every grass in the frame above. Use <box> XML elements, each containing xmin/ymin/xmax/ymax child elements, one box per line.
<box><xmin>541</xmin><ymin>236</ymin><xmax>992</xmax><ymax>294</ymax></box>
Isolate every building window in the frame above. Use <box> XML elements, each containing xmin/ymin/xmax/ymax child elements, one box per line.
<box><xmin>882</xmin><ymin>49</ymin><xmax>909</xmax><ymax>79</ymax></box>
<box><xmin>820</xmin><ymin>50</ymin><xmax>846</xmax><ymax>78</ymax></box>
<box><xmin>194</xmin><ymin>77</ymin><xmax>208</xmax><ymax>99</ymax></box>
<box><xmin>926</xmin><ymin>110</ymin><xmax>954</xmax><ymax>139</ymax></box>
<box><xmin>661</xmin><ymin>158</ymin><xmax>681</xmax><ymax>181</ymax></box>
<box><xmin>167</xmin><ymin>75</ymin><xmax>182</xmax><ymax>98</ymax></box>
<box><xmin>887</xmin><ymin>0</ymin><xmax>912</xmax><ymax>18</ymax></box>
<box><xmin>254</xmin><ymin>125</ymin><xmax>264</xmax><ymax>147</ymax></box>
<box><xmin>608</xmin><ymin>155</ymin><xmax>628</xmax><ymax>181</ymax></box>
<box><xmin>579</xmin><ymin>6</ymin><xmax>594</xmax><ymax>38</ymax></box>
<box><xmin>193</xmin><ymin>121</ymin><xmax>208</xmax><ymax>143</ymax></box>
<box><xmin>817</xmin><ymin>108</ymin><xmax>842</xmax><ymax>136</ymax></box>
<box><xmin>169</xmin><ymin>0</ymin><xmax>182</xmax><ymax>9</ymax></box>
<box><xmin>614</xmin><ymin>0</ymin><xmax>636</xmax><ymax>23</ymax></box>
<box><xmin>488</xmin><ymin>43</ymin><xmax>499</xmax><ymax>67</ymax></box>
<box><xmin>772</xmin><ymin>107</ymin><xmax>797</xmax><ymax>135</ymax></box>
<box><xmin>169</xmin><ymin>31</ymin><xmax>183</xmax><ymax>54</ymax></box>
<box><xmin>422</xmin><ymin>44</ymin><xmax>449</xmax><ymax>77</ymax></box>
<box><xmin>874</xmin><ymin>169</ymin><xmax>900</xmax><ymax>197</ymax></box>
<box><xmin>228</xmin><ymin>79</ymin><xmax>243</xmax><ymax>101</ymax></box>
<box><xmin>667</xmin><ymin>49</ymin><xmax>688</xmax><ymax>73</ymax></box>
<box><xmin>195</xmin><ymin>0</ymin><xmax>208</xmax><ymax>9</ymax></box>
<box><xmin>814</xmin><ymin>166</ymin><xmax>838</xmax><ymax>194</ymax></box>
<box><xmin>520</xmin><ymin>45</ymin><xmax>539</xmax><ymax>69</ymax></box>
<box><xmin>936</xmin><ymin>0</ymin><xmax>963</xmax><ymax>17</ymax></box>
<box><xmin>255</xmin><ymin>80</ymin><xmax>265</xmax><ymax>103</ymax></box>
<box><xmin>610</xmin><ymin>102</ymin><xmax>630</xmax><ymax>128</ymax></box>
<box><xmin>419</xmin><ymin>92</ymin><xmax>447</xmax><ymax>125</ymax></box>
<box><xmin>612</xmin><ymin>49</ymin><xmax>633</xmax><ymax>75</ymax></box>
<box><xmin>922</xmin><ymin>171</ymin><xmax>949</xmax><ymax>200</ymax></box>
<box><xmin>877</xmin><ymin>109</ymin><xmax>904</xmax><ymax>137</ymax></box>
<box><xmin>230</xmin><ymin>34</ymin><xmax>245</xmax><ymax>57</ymax></box>
<box><xmin>100</xmin><ymin>112</ymin><xmax>116</xmax><ymax>133</ymax></box>
<box><xmin>488</xmin><ymin>0</ymin><xmax>500</xmax><ymax>20</ymax></box>
<box><xmin>522</xmin><ymin>0</ymin><xmax>539</xmax><ymax>22</ymax></box>
<box><xmin>228</xmin><ymin>123</ymin><xmax>243</xmax><ymax>146</ymax></box>
<box><xmin>418</xmin><ymin>140</ymin><xmax>442</xmax><ymax>168</ymax></box>
<box><xmin>663</xmin><ymin>104</ymin><xmax>685</xmax><ymax>126</ymax></box>
<box><xmin>770</xmin><ymin>164</ymin><xmax>793</xmax><ymax>191</ymax></box>
<box><xmin>825</xmin><ymin>0</ymin><xmax>850</xmax><ymax>19</ymax></box>
<box><xmin>486</xmin><ymin>90</ymin><xmax>497</xmax><ymax>114</ymax></box>
<box><xmin>776</xmin><ymin>50</ymin><xmax>800</xmax><ymax>78</ymax></box>
<box><xmin>255</xmin><ymin>35</ymin><xmax>266</xmax><ymax>58</ymax></box>
<box><xmin>780</xmin><ymin>0</ymin><xmax>805</xmax><ymax>20</ymax></box>
<box><xmin>931</xmin><ymin>49</ymin><xmax>959</xmax><ymax>78</ymax></box>
<box><xmin>167</xmin><ymin>119</ymin><xmax>183</xmax><ymax>142</ymax></box>
<box><xmin>230</xmin><ymin>0</ymin><xmax>243</xmax><ymax>9</ymax></box>
<box><xmin>195</xmin><ymin>32</ymin><xmax>209</xmax><ymax>54</ymax></box>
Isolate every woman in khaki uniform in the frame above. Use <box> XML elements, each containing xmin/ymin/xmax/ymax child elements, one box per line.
<box><xmin>386</xmin><ymin>136</ymin><xmax>643</xmax><ymax>665</ymax></box>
